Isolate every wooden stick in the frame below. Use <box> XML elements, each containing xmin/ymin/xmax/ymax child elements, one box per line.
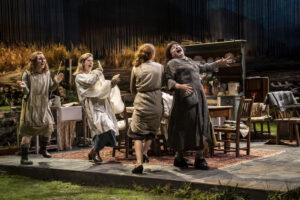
<box><xmin>57</xmin><ymin>61</ymin><xmax>62</xmax><ymax>75</ymax></box>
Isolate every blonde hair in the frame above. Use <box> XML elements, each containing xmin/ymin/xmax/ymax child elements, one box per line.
<box><xmin>73</xmin><ymin>53</ymin><xmax>93</xmax><ymax>75</ymax></box>
<box><xmin>132</xmin><ymin>43</ymin><xmax>155</xmax><ymax>67</ymax></box>
<box><xmin>26</xmin><ymin>51</ymin><xmax>49</xmax><ymax>74</ymax></box>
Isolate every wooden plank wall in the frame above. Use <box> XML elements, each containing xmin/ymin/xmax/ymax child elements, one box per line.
<box><xmin>0</xmin><ymin>0</ymin><xmax>299</xmax><ymax>58</ymax></box>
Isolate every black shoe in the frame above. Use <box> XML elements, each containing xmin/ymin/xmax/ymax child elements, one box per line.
<box><xmin>132</xmin><ymin>165</ymin><xmax>143</xmax><ymax>174</ymax></box>
<box><xmin>39</xmin><ymin>149</ymin><xmax>52</xmax><ymax>158</ymax></box>
<box><xmin>143</xmin><ymin>154</ymin><xmax>149</xmax><ymax>163</ymax></box>
<box><xmin>20</xmin><ymin>145</ymin><xmax>33</xmax><ymax>165</ymax></box>
<box><xmin>93</xmin><ymin>152</ymin><xmax>102</xmax><ymax>163</ymax></box>
<box><xmin>21</xmin><ymin>159</ymin><xmax>33</xmax><ymax>165</ymax></box>
<box><xmin>194</xmin><ymin>158</ymin><xmax>210</xmax><ymax>170</ymax></box>
<box><xmin>174</xmin><ymin>157</ymin><xmax>189</xmax><ymax>168</ymax></box>
<box><xmin>39</xmin><ymin>139</ymin><xmax>52</xmax><ymax>158</ymax></box>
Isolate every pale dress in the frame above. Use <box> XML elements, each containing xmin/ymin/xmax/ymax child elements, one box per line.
<box><xmin>19</xmin><ymin>70</ymin><xmax>57</xmax><ymax>137</ymax></box>
<box><xmin>75</xmin><ymin>69</ymin><xmax>119</xmax><ymax>139</ymax></box>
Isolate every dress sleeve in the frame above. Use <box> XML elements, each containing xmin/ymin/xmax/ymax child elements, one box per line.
<box><xmin>21</xmin><ymin>71</ymin><xmax>30</xmax><ymax>96</ymax></box>
<box><xmin>198</xmin><ymin>62</ymin><xmax>218</xmax><ymax>73</ymax></box>
<box><xmin>130</xmin><ymin>67</ymin><xmax>137</xmax><ymax>95</ymax></box>
<box><xmin>75</xmin><ymin>70</ymin><xmax>101</xmax><ymax>89</ymax></box>
<box><xmin>49</xmin><ymin>75</ymin><xmax>58</xmax><ymax>92</ymax></box>
<box><xmin>165</xmin><ymin>61</ymin><xmax>177</xmax><ymax>91</ymax></box>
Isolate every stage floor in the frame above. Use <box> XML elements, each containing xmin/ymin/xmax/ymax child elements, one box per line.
<box><xmin>1</xmin><ymin>142</ymin><xmax>300</xmax><ymax>199</ymax></box>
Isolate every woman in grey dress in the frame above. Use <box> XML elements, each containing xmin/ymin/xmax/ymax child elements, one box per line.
<box><xmin>17</xmin><ymin>51</ymin><xmax>64</xmax><ymax>165</ymax></box>
<box><xmin>165</xmin><ymin>42</ymin><xmax>231</xmax><ymax>170</ymax></box>
<box><xmin>129</xmin><ymin>43</ymin><xmax>164</xmax><ymax>174</ymax></box>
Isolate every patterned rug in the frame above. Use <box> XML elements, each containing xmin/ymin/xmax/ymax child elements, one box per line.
<box><xmin>52</xmin><ymin>147</ymin><xmax>283</xmax><ymax>169</ymax></box>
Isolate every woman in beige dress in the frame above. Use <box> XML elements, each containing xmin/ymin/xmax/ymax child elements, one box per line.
<box><xmin>74</xmin><ymin>53</ymin><xmax>120</xmax><ymax>163</ymax></box>
<box><xmin>128</xmin><ymin>43</ymin><xmax>164</xmax><ymax>174</ymax></box>
<box><xmin>17</xmin><ymin>51</ymin><xmax>64</xmax><ymax>165</ymax></box>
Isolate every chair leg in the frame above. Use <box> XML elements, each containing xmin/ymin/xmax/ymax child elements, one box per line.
<box><xmin>253</xmin><ymin>122</ymin><xmax>257</xmax><ymax>137</ymax></box>
<box><xmin>289</xmin><ymin>124</ymin><xmax>294</xmax><ymax>142</ymax></box>
<box><xmin>295</xmin><ymin>124</ymin><xmax>300</xmax><ymax>146</ymax></box>
<box><xmin>236</xmin><ymin>132</ymin><xmax>240</xmax><ymax>157</ymax></box>
<box><xmin>112</xmin><ymin>148</ymin><xmax>116</xmax><ymax>157</ymax></box>
<box><xmin>260</xmin><ymin>122</ymin><xmax>264</xmax><ymax>134</ymax></box>
<box><xmin>267</xmin><ymin>121</ymin><xmax>271</xmax><ymax>138</ymax></box>
<box><xmin>276</xmin><ymin>123</ymin><xmax>280</xmax><ymax>145</ymax></box>
<box><xmin>210</xmin><ymin>146</ymin><xmax>214</xmax><ymax>157</ymax></box>
<box><xmin>125</xmin><ymin>134</ymin><xmax>129</xmax><ymax>158</ymax></box>
<box><xmin>247</xmin><ymin>131</ymin><xmax>251</xmax><ymax>155</ymax></box>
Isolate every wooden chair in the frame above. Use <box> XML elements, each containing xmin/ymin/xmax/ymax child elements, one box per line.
<box><xmin>212</xmin><ymin>96</ymin><xmax>254</xmax><ymax>157</ymax></box>
<box><xmin>112</xmin><ymin>94</ymin><xmax>134</xmax><ymax>158</ymax></box>
<box><xmin>206</xmin><ymin>96</ymin><xmax>222</xmax><ymax>141</ymax></box>
<box><xmin>265</xmin><ymin>91</ymin><xmax>300</xmax><ymax>146</ymax></box>
<box><xmin>250</xmin><ymin>103</ymin><xmax>272</xmax><ymax>139</ymax></box>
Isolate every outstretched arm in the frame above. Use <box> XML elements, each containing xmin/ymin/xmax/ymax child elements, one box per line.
<box><xmin>198</xmin><ymin>57</ymin><xmax>232</xmax><ymax>72</ymax></box>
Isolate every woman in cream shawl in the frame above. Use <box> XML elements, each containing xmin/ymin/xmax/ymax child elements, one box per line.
<box><xmin>74</xmin><ymin>53</ymin><xmax>120</xmax><ymax>163</ymax></box>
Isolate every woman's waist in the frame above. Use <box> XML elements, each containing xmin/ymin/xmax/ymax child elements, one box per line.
<box><xmin>137</xmin><ymin>88</ymin><xmax>161</xmax><ymax>93</ymax></box>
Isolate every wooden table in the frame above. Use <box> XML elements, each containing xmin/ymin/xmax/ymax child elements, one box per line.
<box><xmin>208</xmin><ymin>106</ymin><xmax>233</xmax><ymax>153</ymax></box>
<box><xmin>208</xmin><ymin>106</ymin><xmax>232</xmax><ymax>120</ymax></box>
<box><xmin>51</xmin><ymin>106</ymin><xmax>86</xmax><ymax>151</ymax></box>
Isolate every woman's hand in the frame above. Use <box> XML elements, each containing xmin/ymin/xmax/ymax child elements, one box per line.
<box><xmin>17</xmin><ymin>81</ymin><xmax>26</xmax><ymax>88</ymax></box>
<box><xmin>175</xmin><ymin>83</ymin><xmax>193</xmax><ymax>95</ymax></box>
<box><xmin>54</xmin><ymin>73</ymin><xmax>64</xmax><ymax>84</ymax></box>
<box><xmin>111</xmin><ymin>74</ymin><xmax>120</xmax><ymax>87</ymax></box>
<box><xmin>216</xmin><ymin>57</ymin><xmax>233</xmax><ymax>67</ymax></box>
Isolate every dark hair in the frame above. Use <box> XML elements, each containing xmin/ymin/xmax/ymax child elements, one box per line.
<box><xmin>133</xmin><ymin>43</ymin><xmax>155</xmax><ymax>67</ymax></box>
<box><xmin>165</xmin><ymin>41</ymin><xmax>179</xmax><ymax>61</ymax></box>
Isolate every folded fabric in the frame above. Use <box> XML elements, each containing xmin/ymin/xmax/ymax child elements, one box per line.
<box><xmin>117</xmin><ymin>118</ymin><xmax>132</xmax><ymax>131</ymax></box>
<box><xmin>222</xmin><ymin>120</ymin><xmax>249</xmax><ymax>137</ymax></box>
<box><xmin>265</xmin><ymin>91</ymin><xmax>297</xmax><ymax>111</ymax></box>
<box><xmin>162</xmin><ymin>92</ymin><xmax>173</xmax><ymax>117</ymax></box>
<box><xmin>251</xmin><ymin>103</ymin><xmax>268</xmax><ymax>117</ymax></box>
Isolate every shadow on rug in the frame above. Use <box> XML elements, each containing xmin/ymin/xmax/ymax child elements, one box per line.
<box><xmin>53</xmin><ymin>148</ymin><xmax>283</xmax><ymax>169</ymax></box>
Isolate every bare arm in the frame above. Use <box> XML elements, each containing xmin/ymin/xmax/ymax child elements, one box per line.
<box><xmin>130</xmin><ymin>68</ymin><xmax>137</xmax><ymax>95</ymax></box>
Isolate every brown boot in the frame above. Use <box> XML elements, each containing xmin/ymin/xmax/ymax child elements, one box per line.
<box><xmin>20</xmin><ymin>144</ymin><xmax>33</xmax><ymax>165</ymax></box>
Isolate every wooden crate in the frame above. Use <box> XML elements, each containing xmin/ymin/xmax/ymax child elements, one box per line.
<box><xmin>245</xmin><ymin>77</ymin><xmax>269</xmax><ymax>102</ymax></box>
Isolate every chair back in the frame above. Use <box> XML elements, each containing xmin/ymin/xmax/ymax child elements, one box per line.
<box><xmin>250</xmin><ymin>103</ymin><xmax>269</xmax><ymax>117</ymax></box>
<box><xmin>206</xmin><ymin>96</ymin><xmax>221</xmax><ymax>106</ymax></box>
<box><xmin>236</xmin><ymin>96</ymin><xmax>254</xmax><ymax>127</ymax></box>
<box><xmin>265</xmin><ymin>91</ymin><xmax>299</xmax><ymax>119</ymax></box>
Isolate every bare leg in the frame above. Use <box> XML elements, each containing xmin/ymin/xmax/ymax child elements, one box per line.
<box><xmin>134</xmin><ymin>140</ymin><xmax>143</xmax><ymax>166</ymax></box>
<box><xmin>21</xmin><ymin>136</ymin><xmax>32</xmax><ymax>145</ymax></box>
<box><xmin>142</xmin><ymin>139</ymin><xmax>152</xmax><ymax>156</ymax></box>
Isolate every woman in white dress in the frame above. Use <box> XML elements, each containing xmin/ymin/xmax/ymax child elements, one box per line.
<box><xmin>74</xmin><ymin>53</ymin><xmax>120</xmax><ymax>163</ymax></box>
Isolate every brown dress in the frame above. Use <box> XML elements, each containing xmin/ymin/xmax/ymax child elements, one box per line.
<box><xmin>130</xmin><ymin>61</ymin><xmax>164</xmax><ymax>135</ymax></box>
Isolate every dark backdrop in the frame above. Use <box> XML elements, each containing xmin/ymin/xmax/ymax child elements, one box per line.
<box><xmin>0</xmin><ymin>0</ymin><xmax>299</xmax><ymax>59</ymax></box>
